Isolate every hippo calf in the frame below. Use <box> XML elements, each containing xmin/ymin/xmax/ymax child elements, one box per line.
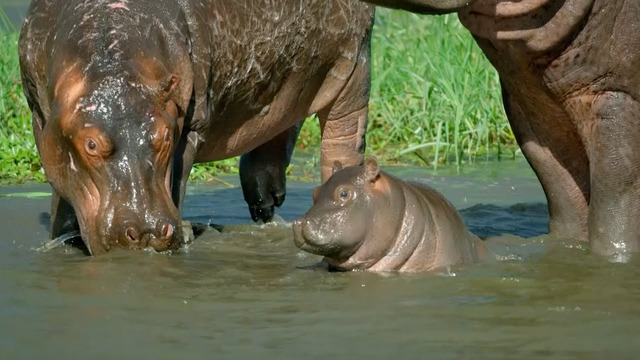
<box><xmin>293</xmin><ymin>158</ymin><xmax>486</xmax><ymax>272</ymax></box>
<box><xmin>19</xmin><ymin>0</ymin><xmax>374</xmax><ymax>254</ymax></box>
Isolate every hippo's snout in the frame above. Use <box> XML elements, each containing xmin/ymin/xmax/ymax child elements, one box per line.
<box><xmin>292</xmin><ymin>217</ymin><xmax>337</xmax><ymax>256</ymax></box>
<box><xmin>122</xmin><ymin>219</ymin><xmax>181</xmax><ymax>252</ymax></box>
<box><xmin>293</xmin><ymin>217</ymin><xmax>317</xmax><ymax>248</ymax></box>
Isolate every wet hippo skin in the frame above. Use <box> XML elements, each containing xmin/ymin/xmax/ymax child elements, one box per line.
<box><xmin>18</xmin><ymin>0</ymin><xmax>375</xmax><ymax>255</ymax></box>
<box><xmin>292</xmin><ymin>158</ymin><xmax>486</xmax><ymax>272</ymax></box>
<box><xmin>360</xmin><ymin>0</ymin><xmax>640</xmax><ymax>258</ymax></box>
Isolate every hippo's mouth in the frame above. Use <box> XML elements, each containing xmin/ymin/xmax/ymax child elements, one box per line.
<box><xmin>292</xmin><ymin>220</ymin><xmax>306</xmax><ymax>248</ymax></box>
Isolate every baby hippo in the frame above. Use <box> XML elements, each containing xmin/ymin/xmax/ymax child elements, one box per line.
<box><xmin>292</xmin><ymin>158</ymin><xmax>486</xmax><ymax>272</ymax></box>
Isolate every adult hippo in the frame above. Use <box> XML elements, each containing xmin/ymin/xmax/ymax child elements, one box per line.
<box><xmin>19</xmin><ymin>0</ymin><xmax>374</xmax><ymax>255</ymax></box>
<box><xmin>293</xmin><ymin>158</ymin><xmax>486</xmax><ymax>272</ymax></box>
<box><xmin>361</xmin><ymin>0</ymin><xmax>640</xmax><ymax>258</ymax></box>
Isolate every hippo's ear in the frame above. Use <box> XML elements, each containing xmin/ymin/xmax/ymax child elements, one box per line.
<box><xmin>332</xmin><ymin>161</ymin><xmax>343</xmax><ymax>175</ymax></box>
<box><xmin>134</xmin><ymin>56</ymin><xmax>182</xmax><ymax>104</ymax></box>
<box><xmin>364</xmin><ymin>157</ymin><xmax>380</xmax><ymax>182</ymax></box>
<box><xmin>162</xmin><ymin>74</ymin><xmax>181</xmax><ymax>101</ymax></box>
<box><xmin>161</xmin><ymin>74</ymin><xmax>185</xmax><ymax>120</ymax></box>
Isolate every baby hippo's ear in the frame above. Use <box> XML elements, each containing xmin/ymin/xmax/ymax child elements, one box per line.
<box><xmin>332</xmin><ymin>161</ymin><xmax>343</xmax><ymax>175</ymax></box>
<box><xmin>364</xmin><ymin>157</ymin><xmax>380</xmax><ymax>182</ymax></box>
<box><xmin>312</xmin><ymin>186</ymin><xmax>320</xmax><ymax>203</ymax></box>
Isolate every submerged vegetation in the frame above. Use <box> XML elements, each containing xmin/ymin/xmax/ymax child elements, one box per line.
<box><xmin>0</xmin><ymin>8</ymin><xmax>516</xmax><ymax>184</ymax></box>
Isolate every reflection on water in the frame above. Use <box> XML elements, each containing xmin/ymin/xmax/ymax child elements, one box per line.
<box><xmin>1</xmin><ymin>159</ymin><xmax>639</xmax><ymax>358</ymax></box>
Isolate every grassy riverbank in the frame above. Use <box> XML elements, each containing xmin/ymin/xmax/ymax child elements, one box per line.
<box><xmin>0</xmin><ymin>9</ymin><xmax>516</xmax><ymax>184</ymax></box>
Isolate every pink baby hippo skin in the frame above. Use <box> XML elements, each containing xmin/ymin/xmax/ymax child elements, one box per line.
<box><xmin>292</xmin><ymin>158</ymin><xmax>487</xmax><ymax>272</ymax></box>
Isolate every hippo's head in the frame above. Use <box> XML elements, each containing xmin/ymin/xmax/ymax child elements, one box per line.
<box><xmin>293</xmin><ymin>158</ymin><xmax>400</xmax><ymax>263</ymax></box>
<box><xmin>37</xmin><ymin>59</ymin><xmax>187</xmax><ymax>255</ymax></box>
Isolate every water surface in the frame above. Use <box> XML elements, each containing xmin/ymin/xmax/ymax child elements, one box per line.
<box><xmin>2</xmin><ymin>159</ymin><xmax>639</xmax><ymax>359</ymax></box>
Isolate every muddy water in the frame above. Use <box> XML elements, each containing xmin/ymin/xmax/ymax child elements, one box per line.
<box><xmin>2</xmin><ymin>159</ymin><xmax>639</xmax><ymax>359</ymax></box>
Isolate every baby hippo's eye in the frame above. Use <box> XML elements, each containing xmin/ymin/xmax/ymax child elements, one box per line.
<box><xmin>339</xmin><ymin>188</ymin><xmax>350</xmax><ymax>200</ymax></box>
<box><xmin>334</xmin><ymin>186</ymin><xmax>354</xmax><ymax>202</ymax></box>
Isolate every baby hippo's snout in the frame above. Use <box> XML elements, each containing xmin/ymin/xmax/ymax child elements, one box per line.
<box><xmin>292</xmin><ymin>217</ymin><xmax>318</xmax><ymax>248</ymax></box>
<box><xmin>123</xmin><ymin>219</ymin><xmax>180</xmax><ymax>252</ymax></box>
<box><xmin>292</xmin><ymin>218</ymin><xmax>305</xmax><ymax>248</ymax></box>
<box><xmin>292</xmin><ymin>217</ymin><xmax>337</xmax><ymax>256</ymax></box>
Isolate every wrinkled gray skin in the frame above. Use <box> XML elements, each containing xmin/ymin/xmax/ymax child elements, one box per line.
<box><xmin>362</xmin><ymin>0</ymin><xmax>640</xmax><ymax>259</ymax></box>
<box><xmin>292</xmin><ymin>158</ymin><xmax>486</xmax><ymax>272</ymax></box>
<box><xmin>19</xmin><ymin>0</ymin><xmax>374</xmax><ymax>255</ymax></box>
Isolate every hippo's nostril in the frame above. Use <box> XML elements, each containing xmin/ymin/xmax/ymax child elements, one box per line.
<box><xmin>126</xmin><ymin>227</ymin><xmax>139</xmax><ymax>243</ymax></box>
<box><xmin>162</xmin><ymin>222</ymin><xmax>174</xmax><ymax>239</ymax></box>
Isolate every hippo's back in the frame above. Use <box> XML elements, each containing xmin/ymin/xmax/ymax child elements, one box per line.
<box><xmin>407</xmin><ymin>180</ymin><xmax>484</xmax><ymax>267</ymax></box>
<box><xmin>199</xmin><ymin>0</ymin><xmax>375</xmax><ymax>105</ymax></box>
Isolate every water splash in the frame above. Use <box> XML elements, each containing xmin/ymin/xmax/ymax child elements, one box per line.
<box><xmin>36</xmin><ymin>231</ymin><xmax>81</xmax><ymax>252</ymax></box>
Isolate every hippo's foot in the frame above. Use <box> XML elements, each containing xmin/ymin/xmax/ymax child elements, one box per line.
<box><xmin>248</xmin><ymin>192</ymin><xmax>285</xmax><ymax>223</ymax></box>
<box><xmin>239</xmin><ymin>122</ymin><xmax>302</xmax><ymax>224</ymax></box>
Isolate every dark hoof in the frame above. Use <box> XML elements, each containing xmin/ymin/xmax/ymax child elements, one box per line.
<box><xmin>249</xmin><ymin>205</ymin><xmax>275</xmax><ymax>223</ymax></box>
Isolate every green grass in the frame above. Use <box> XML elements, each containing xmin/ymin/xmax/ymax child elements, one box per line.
<box><xmin>0</xmin><ymin>30</ymin><xmax>45</xmax><ymax>183</ymax></box>
<box><xmin>0</xmin><ymin>8</ymin><xmax>517</xmax><ymax>184</ymax></box>
<box><xmin>367</xmin><ymin>11</ymin><xmax>516</xmax><ymax>167</ymax></box>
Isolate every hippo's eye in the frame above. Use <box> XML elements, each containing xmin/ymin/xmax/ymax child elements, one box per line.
<box><xmin>339</xmin><ymin>188</ymin><xmax>350</xmax><ymax>200</ymax></box>
<box><xmin>85</xmin><ymin>138</ymin><xmax>98</xmax><ymax>154</ymax></box>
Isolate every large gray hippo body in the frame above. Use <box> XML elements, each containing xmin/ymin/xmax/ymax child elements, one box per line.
<box><xmin>19</xmin><ymin>0</ymin><xmax>374</xmax><ymax>254</ymax></box>
<box><xmin>363</xmin><ymin>0</ymin><xmax>640</xmax><ymax>258</ymax></box>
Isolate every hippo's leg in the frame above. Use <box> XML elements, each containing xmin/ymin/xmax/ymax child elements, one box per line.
<box><xmin>317</xmin><ymin>52</ymin><xmax>370</xmax><ymax>182</ymax></box>
<box><xmin>501</xmin><ymin>84</ymin><xmax>590</xmax><ymax>241</ymax></box>
<box><xmin>585</xmin><ymin>92</ymin><xmax>640</xmax><ymax>257</ymax></box>
<box><xmin>240</xmin><ymin>121</ymin><xmax>304</xmax><ymax>223</ymax></box>
<box><xmin>50</xmin><ymin>190</ymin><xmax>80</xmax><ymax>239</ymax></box>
